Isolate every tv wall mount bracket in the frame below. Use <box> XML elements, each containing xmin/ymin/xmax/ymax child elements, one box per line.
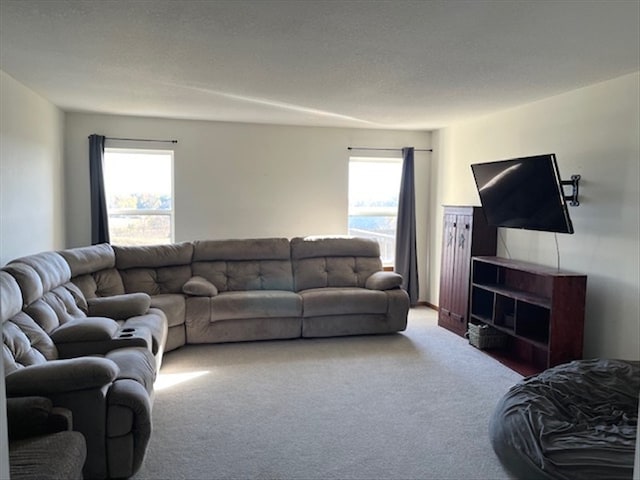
<box><xmin>561</xmin><ymin>175</ymin><xmax>581</xmax><ymax>206</ymax></box>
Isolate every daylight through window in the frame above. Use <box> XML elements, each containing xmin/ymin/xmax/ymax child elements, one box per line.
<box><xmin>104</xmin><ymin>148</ymin><xmax>174</xmax><ymax>246</ymax></box>
<box><xmin>348</xmin><ymin>156</ymin><xmax>402</xmax><ymax>266</ymax></box>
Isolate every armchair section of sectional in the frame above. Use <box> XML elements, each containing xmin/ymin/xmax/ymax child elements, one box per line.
<box><xmin>1</xmin><ymin>251</ymin><xmax>160</xmax><ymax>479</ymax></box>
<box><xmin>59</xmin><ymin>243</ymin><xmax>170</xmax><ymax>364</ymax></box>
<box><xmin>0</xmin><ymin>246</ymin><xmax>166</xmax><ymax>478</ymax></box>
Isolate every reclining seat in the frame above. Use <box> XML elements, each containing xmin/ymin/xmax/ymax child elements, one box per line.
<box><xmin>186</xmin><ymin>238</ymin><xmax>302</xmax><ymax>343</ymax></box>
<box><xmin>7</xmin><ymin>395</ymin><xmax>87</xmax><ymax>480</ymax></box>
<box><xmin>1</xmin><ymin>270</ymin><xmax>153</xmax><ymax>479</ymax></box>
<box><xmin>112</xmin><ymin>242</ymin><xmax>194</xmax><ymax>352</ymax></box>
<box><xmin>290</xmin><ymin>236</ymin><xmax>409</xmax><ymax>337</ymax></box>
<box><xmin>59</xmin><ymin>243</ymin><xmax>169</xmax><ymax>365</ymax></box>
<box><xmin>6</xmin><ymin>250</ymin><xmax>165</xmax><ymax>370</ymax></box>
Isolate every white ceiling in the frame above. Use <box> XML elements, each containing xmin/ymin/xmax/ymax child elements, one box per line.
<box><xmin>1</xmin><ymin>0</ymin><xmax>638</xmax><ymax>130</ymax></box>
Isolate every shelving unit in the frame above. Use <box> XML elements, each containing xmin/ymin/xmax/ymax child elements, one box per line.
<box><xmin>470</xmin><ymin>256</ymin><xmax>587</xmax><ymax>375</ymax></box>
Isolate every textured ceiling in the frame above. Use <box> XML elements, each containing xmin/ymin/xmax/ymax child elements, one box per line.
<box><xmin>1</xmin><ymin>0</ymin><xmax>638</xmax><ymax>129</ymax></box>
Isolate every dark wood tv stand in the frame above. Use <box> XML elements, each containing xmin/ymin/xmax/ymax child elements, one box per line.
<box><xmin>469</xmin><ymin>256</ymin><xmax>587</xmax><ymax>376</ymax></box>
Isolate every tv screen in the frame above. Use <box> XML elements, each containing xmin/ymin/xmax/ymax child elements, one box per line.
<box><xmin>471</xmin><ymin>154</ymin><xmax>574</xmax><ymax>234</ymax></box>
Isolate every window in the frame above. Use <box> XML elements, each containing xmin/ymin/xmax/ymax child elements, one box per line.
<box><xmin>103</xmin><ymin>148</ymin><xmax>174</xmax><ymax>246</ymax></box>
<box><xmin>348</xmin><ymin>156</ymin><xmax>402</xmax><ymax>266</ymax></box>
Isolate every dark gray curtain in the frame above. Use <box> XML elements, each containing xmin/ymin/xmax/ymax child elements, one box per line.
<box><xmin>395</xmin><ymin>147</ymin><xmax>419</xmax><ymax>306</ymax></box>
<box><xmin>89</xmin><ymin>134</ymin><xmax>110</xmax><ymax>244</ymax></box>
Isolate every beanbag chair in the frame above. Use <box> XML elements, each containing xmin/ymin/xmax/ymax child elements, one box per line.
<box><xmin>489</xmin><ymin>358</ymin><xmax>639</xmax><ymax>480</ymax></box>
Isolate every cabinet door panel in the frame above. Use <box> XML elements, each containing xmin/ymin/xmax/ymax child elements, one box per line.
<box><xmin>438</xmin><ymin>213</ymin><xmax>458</xmax><ymax>314</ymax></box>
<box><xmin>451</xmin><ymin>214</ymin><xmax>472</xmax><ymax>321</ymax></box>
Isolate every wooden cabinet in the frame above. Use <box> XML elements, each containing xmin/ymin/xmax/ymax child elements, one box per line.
<box><xmin>470</xmin><ymin>256</ymin><xmax>587</xmax><ymax>375</ymax></box>
<box><xmin>438</xmin><ymin>206</ymin><xmax>497</xmax><ymax>337</ymax></box>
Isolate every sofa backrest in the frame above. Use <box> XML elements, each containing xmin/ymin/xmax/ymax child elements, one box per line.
<box><xmin>192</xmin><ymin>238</ymin><xmax>293</xmax><ymax>292</ymax></box>
<box><xmin>290</xmin><ymin>236</ymin><xmax>383</xmax><ymax>291</ymax></box>
<box><xmin>7</xmin><ymin>251</ymin><xmax>70</xmax><ymax>303</ymax></box>
<box><xmin>59</xmin><ymin>243</ymin><xmax>126</xmax><ymax>299</ymax></box>
<box><xmin>1</xmin><ymin>271</ymin><xmax>59</xmax><ymax>374</ymax></box>
<box><xmin>4</xmin><ymin>252</ymin><xmax>89</xmax><ymax>335</ymax></box>
<box><xmin>114</xmin><ymin>242</ymin><xmax>194</xmax><ymax>295</ymax></box>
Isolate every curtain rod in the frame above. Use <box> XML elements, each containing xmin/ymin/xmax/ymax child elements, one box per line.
<box><xmin>347</xmin><ymin>146</ymin><xmax>432</xmax><ymax>152</ymax></box>
<box><xmin>89</xmin><ymin>136</ymin><xmax>178</xmax><ymax>144</ymax></box>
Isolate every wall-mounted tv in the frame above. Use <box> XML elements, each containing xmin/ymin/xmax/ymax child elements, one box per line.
<box><xmin>470</xmin><ymin>154</ymin><xmax>574</xmax><ymax>234</ymax></box>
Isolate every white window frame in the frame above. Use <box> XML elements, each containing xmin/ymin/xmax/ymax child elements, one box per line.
<box><xmin>104</xmin><ymin>147</ymin><xmax>175</xmax><ymax>245</ymax></box>
<box><xmin>348</xmin><ymin>156</ymin><xmax>402</xmax><ymax>266</ymax></box>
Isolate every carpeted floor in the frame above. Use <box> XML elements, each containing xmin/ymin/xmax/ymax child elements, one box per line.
<box><xmin>133</xmin><ymin>307</ymin><xmax>522</xmax><ymax>480</ymax></box>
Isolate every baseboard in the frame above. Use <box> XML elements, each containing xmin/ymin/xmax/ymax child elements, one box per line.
<box><xmin>415</xmin><ymin>301</ymin><xmax>439</xmax><ymax>311</ymax></box>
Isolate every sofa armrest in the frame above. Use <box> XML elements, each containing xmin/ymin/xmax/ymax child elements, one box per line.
<box><xmin>87</xmin><ymin>293</ymin><xmax>151</xmax><ymax>320</ymax></box>
<box><xmin>182</xmin><ymin>276</ymin><xmax>218</xmax><ymax>297</ymax></box>
<box><xmin>5</xmin><ymin>357</ymin><xmax>119</xmax><ymax>396</ymax></box>
<box><xmin>7</xmin><ymin>396</ymin><xmax>72</xmax><ymax>439</ymax></box>
<box><xmin>50</xmin><ymin>317</ymin><xmax>120</xmax><ymax>343</ymax></box>
<box><xmin>52</xmin><ymin>318</ymin><xmax>151</xmax><ymax>358</ymax></box>
<box><xmin>365</xmin><ymin>271</ymin><xmax>403</xmax><ymax>290</ymax></box>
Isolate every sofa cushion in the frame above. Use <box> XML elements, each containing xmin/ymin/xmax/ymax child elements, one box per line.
<box><xmin>290</xmin><ymin>236</ymin><xmax>383</xmax><ymax>292</ymax></box>
<box><xmin>3</xmin><ymin>316</ymin><xmax>53</xmax><ymax>372</ymax></box>
<box><xmin>9</xmin><ymin>252</ymin><xmax>71</xmax><ymax>294</ymax></box>
<box><xmin>87</xmin><ymin>293</ymin><xmax>151</xmax><ymax>320</ymax></box>
<box><xmin>293</xmin><ymin>257</ymin><xmax>382</xmax><ymax>291</ymax></box>
<box><xmin>182</xmin><ymin>276</ymin><xmax>218</xmax><ymax>296</ymax></box>
<box><xmin>210</xmin><ymin>290</ymin><xmax>302</xmax><ymax>322</ymax></box>
<box><xmin>119</xmin><ymin>265</ymin><xmax>192</xmax><ymax>296</ymax></box>
<box><xmin>193</xmin><ymin>238</ymin><xmax>290</xmax><ymax>262</ymax></box>
<box><xmin>72</xmin><ymin>268</ymin><xmax>126</xmax><ymax>299</ymax></box>
<box><xmin>114</xmin><ymin>242</ymin><xmax>194</xmax><ymax>269</ymax></box>
<box><xmin>105</xmin><ymin>347</ymin><xmax>156</xmax><ymax>393</ymax></box>
<box><xmin>149</xmin><ymin>294</ymin><xmax>186</xmax><ymax>328</ymax></box>
<box><xmin>59</xmin><ymin>243</ymin><xmax>116</xmax><ymax>276</ymax></box>
<box><xmin>192</xmin><ymin>238</ymin><xmax>294</xmax><ymax>292</ymax></box>
<box><xmin>3</xmin><ymin>263</ymin><xmax>44</xmax><ymax>307</ymax></box>
<box><xmin>1</xmin><ymin>270</ymin><xmax>23</xmax><ymax>321</ymax></box>
<box><xmin>290</xmin><ymin>236</ymin><xmax>380</xmax><ymax>259</ymax></box>
<box><xmin>192</xmin><ymin>260</ymin><xmax>293</xmax><ymax>292</ymax></box>
<box><xmin>9</xmin><ymin>430</ymin><xmax>86</xmax><ymax>480</ymax></box>
<box><xmin>300</xmin><ymin>287</ymin><xmax>388</xmax><ymax>317</ymax></box>
<box><xmin>36</xmin><ymin>287</ymin><xmax>87</xmax><ymax>329</ymax></box>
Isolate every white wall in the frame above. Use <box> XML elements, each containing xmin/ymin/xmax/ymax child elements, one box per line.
<box><xmin>430</xmin><ymin>72</ymin><xmax>640</xmax><ymax>360</ymax></box>
<box><xmin>0</xmin><ymin>71</ymin><xmax>65</xmax><ymax>266</ymax></box>
<box><xmin>0</xmin><ymin>72</ymin><xmax>65</xmax><ymax>477</ymax></box>
<box><xmin>64</xmin><ymin>114</ymin><xmax>432</xmax><ymax>300</ymax></box>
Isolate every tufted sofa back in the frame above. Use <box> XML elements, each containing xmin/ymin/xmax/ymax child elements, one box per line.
<box><xmin>1</xmin><ymin>270</ymin><xmax>59</xmax><ymax>374</ymax></box>
<box><xmin>4</xmin><ymin>252</ymin><xmax>91</xmax><ymax>335</ymax></box>
<box><xmin>192</xmin><ymin>238</ymin><xmax>293</xmax><ymax>292</ymax></box>
<box><xmin>114</xmin><ymin>242</ymin><xmax>194</xmax><ymax>295</ymax></box>
<box><xmin>59</xmin><ymin>243</ymin><xmax>125</xmax><ymax>299</ymax></box>
<box><xmin>290</xmin><ymin>237</ymin><xmax>383</xmax><ymax>292</ymax></box>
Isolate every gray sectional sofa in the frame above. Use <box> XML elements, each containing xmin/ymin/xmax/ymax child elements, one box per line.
<box><xmin>2</xmin><ymin>236</ymin><xmax>409</xmax><ymax>478</ymax></box>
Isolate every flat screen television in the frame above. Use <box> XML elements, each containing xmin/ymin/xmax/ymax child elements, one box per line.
<box><xmin>470</xmin><ymin>154</ymin><xmax>574</xmax><ymax>234</ymax></box>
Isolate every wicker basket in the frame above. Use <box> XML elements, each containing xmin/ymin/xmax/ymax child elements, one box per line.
<box><xmin>467</xmin><ymin>322</ymin><xmax>507</xmax><ymax>350</ymax></box>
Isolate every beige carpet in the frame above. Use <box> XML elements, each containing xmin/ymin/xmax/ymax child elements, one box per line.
<box><xmin>133</xmin><ymin>307</ymin><xmax>522</xmax><ymax>480</ymax></box>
